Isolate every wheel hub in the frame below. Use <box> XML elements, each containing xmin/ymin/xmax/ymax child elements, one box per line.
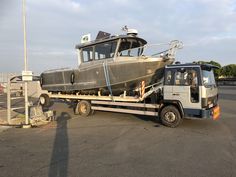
<box><xmin>40</xmin><ymin>97</ymin><xmax>45</xmax><ymax>104</ymax></box>
<box><xmin>80</xmin><ymin>104</ymin><xmax>87</xmax><ymax>113</ymax></box>
<box><xmin>164</xmin><ymin>112</ymin><xmax>176</xmax><ymax>122</ymax></box>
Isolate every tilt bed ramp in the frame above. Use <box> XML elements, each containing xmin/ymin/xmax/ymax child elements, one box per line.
<box><xmin>38</xmin><ymin>77</ymin><xmax>220</xmax><ymax>128</ymax></box>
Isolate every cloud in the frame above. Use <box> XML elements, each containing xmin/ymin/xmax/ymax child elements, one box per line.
<box><xmin>28</xmin><ymin>0</ymin><xmax>81</xmax><ymax>13</ymax></box>
<box><xmin>177</xmin><ymin>36</ymin><xmax>236</xmax><ymax>65</ymax></box>
<box><xmin>0</xmin><ymin>0</ymin><xmax>235</xmax><ymax>73</ymax></box>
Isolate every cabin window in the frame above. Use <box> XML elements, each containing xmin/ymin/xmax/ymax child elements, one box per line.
<box><xmin>130</xmin><ymin>41</ymin><xmax>143</xmax><ymax>56</ymax></box>
<box><xmin>94</xmin><ymin>41</ymin><xmax>117</xmax><ymax>60</ymax></box>
<box><xmin>119</xmin><ymin>39</ymin><xmax>143</xmax><ymax>57</ymax></box>
<box><xmin>119</xmin><ymin>40</ymin><xmax>131</xmax><ymax>56</ymax></box>
<box><xmin>82</xmin><ymin>47</ymin><xmax>93</xmax><ymax>62</ymax></box>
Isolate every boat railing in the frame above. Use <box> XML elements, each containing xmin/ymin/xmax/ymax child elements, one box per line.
<box><xmin>118</xmin><ymin>40</ymin><xmax>183</xmax><ymax>59</ymax></box>
<box><xmin>149</xmin><ymin>40</ymin><xmax>183</xmax><ymax>58</ymax></box>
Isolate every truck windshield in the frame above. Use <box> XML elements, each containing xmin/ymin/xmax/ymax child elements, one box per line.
<box><xmin>202</xmin><ymin>69</ymin><xmax>216</xmax><ymax>87</ymax></box>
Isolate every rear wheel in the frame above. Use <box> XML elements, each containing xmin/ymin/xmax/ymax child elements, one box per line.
<box><xmin>160</xmin><ymin>105</ymin><xmax>182</xmax><ymax>128</ymax></box>
<box><xmin>74</xmin><ymin>100</ymin><xmax>92</xmax><ymax>117</ymax></box>
<box><xmin>39</xmin><ymin>94</ymin><xmax>51</xmax><ymax>107</ymax></box>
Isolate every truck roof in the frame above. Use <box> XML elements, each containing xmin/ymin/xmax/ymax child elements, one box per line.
<box><xmin>166</xmin><ymin>63</ymin><xmax>219</xmax><ymax>70</ymax></box>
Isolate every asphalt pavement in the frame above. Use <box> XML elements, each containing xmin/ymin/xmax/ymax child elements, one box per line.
<box><xmin>0</xmin><ymin>86</ymin><xmax>235</xmax><ymax>177</ymax></box>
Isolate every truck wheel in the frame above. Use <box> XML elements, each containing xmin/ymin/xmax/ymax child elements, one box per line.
<box><xmin>160</xmin><ymin>105</ymin><xmax>182</xmax><ymax>128</ymax></box>
<box><xmin>39</xmin><ymin>94</ymin><xmax>50</xmax><ymax>107</ymax></box>
<box><xmin>74</xmin><ymin>100</ymin><xmax>92</xmax><ymax>117</ymax></box>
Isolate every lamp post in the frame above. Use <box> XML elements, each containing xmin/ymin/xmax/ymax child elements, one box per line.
<box><xmin>22</xmin><ymin>0</ymin><xmax>32</xmax><ymax>128</ymax></box>
<box><xmin>23</xmin><ymin>0</ymin><xmax>28</xmax><ymax>71</ymax></box>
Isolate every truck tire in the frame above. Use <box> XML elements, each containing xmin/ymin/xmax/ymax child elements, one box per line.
<box><xmin>39</xmin><ymin>94</ymin><xmax>51</xmax><ymax>107</ymax></box>
<box><xmin>160</xmin><ymin>105</ymin><xmax>182</xmax><ymax>128</ymax></box>
<box><xmin>74</xmin><ymin>100</ymin><xmax>92</xmax><ymax>117</ymax></box>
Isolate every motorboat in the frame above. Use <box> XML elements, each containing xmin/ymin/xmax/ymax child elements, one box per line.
<box><xmin>40</xmin><ymin>28</ymin><xmax>182</xmax><ymax>96</ymax></box>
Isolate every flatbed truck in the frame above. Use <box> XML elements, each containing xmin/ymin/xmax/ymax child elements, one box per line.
<box><xmin>39</xmin><ymin>63</ymin><xmax>220</xmax><ymax>127</ymax></box>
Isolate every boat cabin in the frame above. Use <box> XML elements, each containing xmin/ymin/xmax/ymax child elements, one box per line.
<box><xmin>75</xmin><ymin>34</ymin><xmax>147</xmax><ymax>66</ymax></box>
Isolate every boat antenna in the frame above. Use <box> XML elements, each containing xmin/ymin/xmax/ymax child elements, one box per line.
<box><xmin>122</xmin><ymin>25</ymin><xmax>128</xmax><ymax>32</ymax></box>
<box><xmin>122</xmin><ymin>25</ymin><xmax>138</xmax><ymax>36</ymax></box>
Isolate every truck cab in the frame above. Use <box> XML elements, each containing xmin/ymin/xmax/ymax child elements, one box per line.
<box><xmin>163</xmin><ymin>63</ymin><xmax>220</xmax><ymax>121</ymax></box>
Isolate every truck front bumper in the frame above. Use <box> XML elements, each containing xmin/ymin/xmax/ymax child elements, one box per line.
<box><xmin>201</xmin><ymin>105</ymin><xmax>220</xmax><ymax>120</ymax></box>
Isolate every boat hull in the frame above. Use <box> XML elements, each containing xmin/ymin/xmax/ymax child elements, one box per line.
<box><xmin>41</xmin><ymin>57</ymin><xmax>173</xmax><ymax>95</ymax></box>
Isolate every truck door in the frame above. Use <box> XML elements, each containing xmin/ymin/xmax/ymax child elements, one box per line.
<box><xmin>165</xmin><ymin>67</ymin><xmax>201</xmax><ymax>109</ymax></box>
<box><xmin>173</xmin><ymin>67</ymin><xmax>201</xmax><ymax>109</ymax></box>
<box><xmin>163</xmin><ymin>69</ymin><xmax>174</xmax><ymax>99</ymax></box>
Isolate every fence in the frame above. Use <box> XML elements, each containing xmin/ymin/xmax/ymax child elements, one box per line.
<box><xmin>0</xmin><ymin>73</ymin><xmax>19</xmax><ymax>83</ymax></box>
<box><xmin>217</xmin><ymin>78</ymin><xmax>236</xmax><ymax>86</ymax></box>
<box><xmin>5</xmin><ymin>75</ymin><xmax>43</xmax><ymax>124</ymax></box>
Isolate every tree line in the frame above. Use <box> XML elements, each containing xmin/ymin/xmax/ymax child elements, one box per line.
<box><xmin>196</xmin><ymin>60</ymin><xmax>236</xmax><ymax>78</ymax></box>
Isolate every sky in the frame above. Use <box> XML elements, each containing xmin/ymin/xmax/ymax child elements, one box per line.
<box><xmin>0</xmin><ymin>0</ymin><xmax>236</xmax><ymax>73</ymax></box>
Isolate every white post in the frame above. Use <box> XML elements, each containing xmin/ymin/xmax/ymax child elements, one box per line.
<box><xmin>23</xmin><ymin>0</ymin><xmax>28</xmax><ymax>71</ymax></box>
<box><xmin>22</xmin><ymin>0</ymin><xmax>30</xmax><ymax>127</ymax></box>
<box><xmin>24</xmin><ymin>82</ymin><xmax>29</xmax><ymax>125</ymax></box>
<box><xmin>7</xmin><ymin>76</ymin><xmax>11</xmax><ymax>124</ymax></box>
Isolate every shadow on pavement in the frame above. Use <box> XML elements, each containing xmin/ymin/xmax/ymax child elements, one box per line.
<box><xmin>134</xmin><ymin>114</ymin><xmax>161</xmax><ymax>127</ymax></box>
<box><xmin>48</xmin><ymin>112</ymin><xmax>70</xmax><ymax>177</ymax></box>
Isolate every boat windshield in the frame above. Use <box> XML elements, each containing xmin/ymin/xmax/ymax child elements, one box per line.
<box><xmin>94</xmin><ymin>41</ymin><xmax>117</xmax><ymax>60</ymax></box>
<box><xmin>118</xmin><ymin>39</ymin><xmax>145</xmax><ymax>57</ymax></box>
<box><xmin>81</xmin><ymin>40</ymin><xmax>117</xmax><ymax>62</ymax></box>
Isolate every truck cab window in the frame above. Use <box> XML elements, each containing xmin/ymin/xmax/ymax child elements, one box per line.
<box><xmin>187</xmin><ymin>70</ymin><xmax>198</xmax><ymax>86</ymax></box>
<box><xmin>174</xmin><ymin>70</ymin><xmax>187</xmax><ymax>85</ymax></box>
<box><xmin>165</xmin><ymin>70</ymin><xmax>172</xmax><ymax>85</ymax></box>
<box><xmin>174</xmin><ymin>69</ymin><xmax>198</xmax><ymax>86</ymax></box>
